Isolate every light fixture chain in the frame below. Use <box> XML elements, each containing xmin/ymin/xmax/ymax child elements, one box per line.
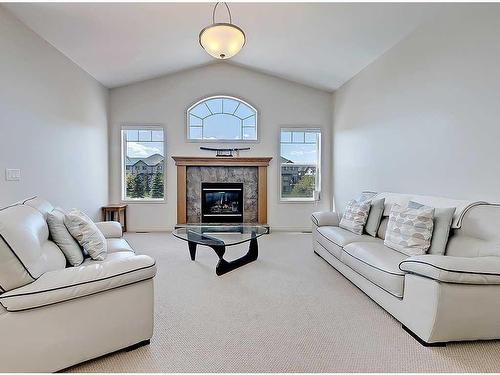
<box><xmin>212</xmin><ymin>2</ymin><xmax>232</xmax><ymax>24</ymax></box>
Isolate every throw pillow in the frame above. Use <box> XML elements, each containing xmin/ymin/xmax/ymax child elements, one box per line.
<box><xmin>339</xmin><ymin>199</ymin><xmax>371</xmax><ymax>235</ymax></box>
<box><xmin>64</xmin><ymin>209</ymin><xmax>107</xmax><ymax>261</ymax></box>
<box><xmin>364</xmin><ymin>198</ymin><xmax>385</xmax><ymax>237</ymax></box>
<box><xmin>47</xmin><ymin>208</ymin><xmax>84</xmax><ymax>266</ymax></box>
<box><xmin>384</xmin><ymin>203</ymin><xmax>435</xmax><ymax>256</ymax></box>
<box><xmin>408</xmin><ymin>201</ymin><xmax>456</xmax><ymax>255</ymax></box>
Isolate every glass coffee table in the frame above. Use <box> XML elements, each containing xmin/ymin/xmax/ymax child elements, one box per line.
<box><xmin>172</xmin><ymin>225</ymin><xmax>268</xmax><ymax>276</ymax></box>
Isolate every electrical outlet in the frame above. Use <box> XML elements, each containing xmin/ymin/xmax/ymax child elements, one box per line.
<box><xmin>5</xmin><ymin>169</ymin><xmax>21</xmax><ymax>181</ymax></box>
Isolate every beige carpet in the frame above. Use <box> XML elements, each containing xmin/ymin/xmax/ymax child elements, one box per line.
<box><xmin>69</xmin><ymin>232</ymin><xmax>500</xmax><ymax>373</ymax></box>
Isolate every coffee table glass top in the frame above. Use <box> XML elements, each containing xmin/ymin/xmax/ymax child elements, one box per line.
<box><xmin>172</xmin><ymin>225</ymin><xmax>268</xmax><ymax>247</ymax></box>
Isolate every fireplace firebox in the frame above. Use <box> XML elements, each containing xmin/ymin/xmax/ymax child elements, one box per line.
<box><xmin>201</xmin><ymin>182</ymin><xmax>243</xmax><ymax>223</ymax></box>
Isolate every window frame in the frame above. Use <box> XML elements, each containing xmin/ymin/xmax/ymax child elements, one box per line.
<box><xmin>186</xmin><ymin>95</ymin><xmax>258</xmax><ymax>143</ymax></box>
<box><xmin>279</xmin><ymin>126</ymin><xmax>322</xmax><ymax>203</ymax></box>
<box><xmin>121</xmin><ymin>124</ymin><xmax>166</xmax><ymax>203</ymax></box>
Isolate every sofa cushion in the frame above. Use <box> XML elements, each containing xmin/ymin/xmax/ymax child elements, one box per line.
<box><xmin>384</xmin><ymin>203</ymin><xmax>435</xmax><ymax>256</ymax></box>
<box><xmin>107</xmin><ymin>238</ymin><xmax>134</xmax><ymax>254</ymax></box>
<box><xmin>341</xmin><ymin>241</ymin><xmax>408</xmax><ymax>298</ymax></box>
<box><xmin>0</xmin><ymin>252</ymin><xmax>156</xmax><ymax>312</ymax></box>
<box><xmin>23</xmin><ymin>196</ymin><xmax>54</xmax><ymax>220</ymax></box>
<box><xmin>317</xmin><ymin>226</ymin><xmax>379</xmax><ymax>248</ymax></box>
<box><xmin>0</xmin><ymin>205</ymin><xmax>66</xmax><ymax>284</ymax></box>
<box><xmin>0</xmin><ymin>235</ymin><xmax>34</xmax><ymax>292</ymax></box>
<box><xmin>339</xmin><ymin>200</ymin><xmax>371</xmax><ymax>235</ymax></box>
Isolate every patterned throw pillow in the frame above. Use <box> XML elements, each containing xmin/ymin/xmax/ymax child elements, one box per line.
<box><xmin>339</xmin><ymin>200</ymin><xmax>371</xmax><ymax>235</ymax></box>
<box><xmin>64</xmin><ymin>209</ymin><xmax>107</xmax><ymax>261</ymax></box>
<box><xmin>384</xmin><ymin>204</ymin><xmax>435</xmax><ymax>256</ymax></box>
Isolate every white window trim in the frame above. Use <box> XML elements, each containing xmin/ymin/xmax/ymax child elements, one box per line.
<box><xmin>121</xmin><ymin>124</ymin><xmax>166</xmax><ymax>203</ymax></box>
<box><xmin>279</xmin><ymin>127</ymin><xmax>322</xmax><ymax>203</ymax></box>
<box><xmin>186</xmin><ymin>95</ymin><xmax>258</xmax><ymax>143</ymax></box>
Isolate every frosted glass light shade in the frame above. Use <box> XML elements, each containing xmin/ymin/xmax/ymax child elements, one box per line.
<box><xmin>199</xmin><ymin>23</ymin><xmax>245</xmax><ymax>59</ymax></box>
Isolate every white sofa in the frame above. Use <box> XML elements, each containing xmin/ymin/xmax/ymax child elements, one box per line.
<box><xmin>312</xmin><ymin>192</ymin><xmax>500</xmax><ymax>345</ymax></box>
<box><xmin>0</xmin><ymin>197</ymin><xmax>156</xmax><ymax>372</ymax></box>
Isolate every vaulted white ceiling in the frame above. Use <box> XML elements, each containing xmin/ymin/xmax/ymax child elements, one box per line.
<box><xmin>4</xmin><ymin>3</ymin><xmax>440</xmax><ymax>91</ymax></box>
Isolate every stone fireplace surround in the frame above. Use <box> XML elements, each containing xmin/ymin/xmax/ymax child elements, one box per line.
<box><xmin>172</xmin><ymin>156</ymin><xmax>272</xmax><ymax>225</ymax></box>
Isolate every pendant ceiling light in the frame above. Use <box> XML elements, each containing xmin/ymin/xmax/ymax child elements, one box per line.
<box><xmin>199</xmin><ymin>2</ymin><xmax>246</xmax><ymax>60</ymax></box>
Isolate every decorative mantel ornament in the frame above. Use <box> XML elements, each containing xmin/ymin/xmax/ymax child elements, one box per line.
<box><xmin>200</xmin><ymin>146</ymin><xmax>250</xmax><ymax>157</ymax></box>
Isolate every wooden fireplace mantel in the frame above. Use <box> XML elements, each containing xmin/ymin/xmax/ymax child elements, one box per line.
<box><xmin>172</xmin><ymin>156</ymin><xmax>272</xmax><ymax>167</ymax></box>
<box><xmin>172</xmin><ymin>156</ymin><xmax>272</xmax><ymax>225</ymax></box>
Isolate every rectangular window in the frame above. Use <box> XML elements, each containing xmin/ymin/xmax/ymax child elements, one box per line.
<box><xmin>122</xmin><ymin>126</ymin><xmax>165</xmax><ymax>201</ymax></box>
<box><xmin>280</xmin><ymin>128</ymin><xmax>321</xmax><ymax>202</ymax></box>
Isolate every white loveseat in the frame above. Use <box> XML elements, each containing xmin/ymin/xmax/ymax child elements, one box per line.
<box><xmin>312</xmin><ymin>192</ymin><xmax>500</xmax><ymax>345</ymax></box>
<box><xmin>0</xmin><ymin>197</ymin><xmax>157</xmax><ymax>372</ymax></box>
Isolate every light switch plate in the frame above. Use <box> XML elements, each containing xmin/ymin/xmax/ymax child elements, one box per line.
<box><xmin>5</xmin><ymin>168</ymin><xmax>21</xmax><ymax>181</ymax></box>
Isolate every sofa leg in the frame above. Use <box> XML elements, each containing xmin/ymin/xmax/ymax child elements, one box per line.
<box><xmin>402</xmin><ymin>325</ymin><xmax>446</xmax><ymax>347</ymax></box>
<box><xmin>125</xmin><ymin>339</ymin><xmax>151</xmax><ymax>351</ymax></box>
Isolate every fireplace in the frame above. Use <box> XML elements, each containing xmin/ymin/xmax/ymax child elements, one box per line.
<box><xmin>201</xmin><ymin>182</ymin><xmax>244</xmax><ymax>223</ymax></box>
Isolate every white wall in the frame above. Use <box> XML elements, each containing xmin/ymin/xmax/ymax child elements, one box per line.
<box><xmin>109</xmin><ymin>63</ymin><xmax>332</xmax><ymax>231</ymax></box>
<box><xmin>333</xmin><ymin>5</ymin><xmax>500</xmax><ymax>211</ymax></box>
<box><xmin>0</xmin><ymin>6</ymin><xmax>109</xmax><ymax>219</ymax></box>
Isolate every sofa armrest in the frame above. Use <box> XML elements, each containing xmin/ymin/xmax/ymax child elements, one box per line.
<box><xmin>95</xmin><ymin>221</ymin><xmax>123</xmax><ymax>238</ymax></box>
<box><xmin>399</xmin><ymin>255</ymin><xmax>500</xmax><ymax>284</ymax></box>
<box><xmin>311</xmin><ymin>211</ymin><xmax>339</xmax><ymax>227</ymax></box>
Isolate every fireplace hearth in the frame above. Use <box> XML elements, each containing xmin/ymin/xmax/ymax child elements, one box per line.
<box><xmin>201</xmin><ymin>182</ymin><xmax>243</xmax><ymax>223</ymax></box>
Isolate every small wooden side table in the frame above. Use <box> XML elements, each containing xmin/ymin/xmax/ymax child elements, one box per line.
<box><xmin>101</xmin><ymin>204</ymin><xmax>128</xmax><ymax>232</ymax></box>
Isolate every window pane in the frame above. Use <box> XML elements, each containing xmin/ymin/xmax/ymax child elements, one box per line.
<box><xmin>189</xmin><ymin>114</ymin><xmax>202</xmax><ymax>127</ymax></box>
<box><xmin>281</xmin><ymin>165</ymin><xmax>316</xmax><ymax>199</ymax></box>
<box><xmin>123</xmin><ymin>128</ymin><xmax>164</xmax><ymax>201</ymax></box>
<box><xmin>190</xmin><ymin>103</ymin><xmax>211</xmax><ymax>118</ymax></box>
<box><xmin>222</xmin><ymin>98</ymin><xmax>239</xmax><ymax>114</ymax></box>
<box><xmin>305</xmin><ymin>132</ymin><xmax>317</xmax><ymax>143</ymax></box>
<box><xmin>152</xmin><ymin>130</ymin><xmax>163</xmax><ymax>141</ymax></box>
<box><xmin>206</xmin><ymin>98</ymin><xmax>223</xmax><ymax>114</ymax></box>
<box><xmin>292</xmin><ymin>131</ymin><xmax>305</xmax><ymax>143</ymax></box>
<box><xmin>281</xmin><ymin>131</ymin><xmax>292</xmax><ymax>143</ymax></box>
<box><xmin>203</xmin><ymin>114</ymin><xmax>241</xmax><ymax>140</ymax></box>
<box><xmin>138</xmin><ymin>130</ymin><xmax>151</xmax><ymax>142</ymax></box>
<box><xmin>234</xmin><ymin>103</ymin><xmax>254</xmax><ymax>119</ymax></box>
<box><xmin>242</xmin><ymin>115</ymin><xmax>256</xmax><ymax>127</ymax></box>
<box><xmin>242</xmin><ymin>127</ymin><xmax>256</xmax><ymax>140</ymax></box>
<box><xmin>281</xmin><ymin>143</ymin><xmax>317</xmax><ymax>164</ymax></box>
<box><xmin>126</xmin><ymin>130</ymin><xmax>138</xmax><ymax>141</ymax></box>
<box><xmin>189</xmin><ymin>127</ymin><xmax>202</xmax><ymax>139</ymax></box>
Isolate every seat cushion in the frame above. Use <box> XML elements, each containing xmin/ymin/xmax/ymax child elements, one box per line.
<box><xmin>317</xmin><ymin>226</ymin><xmax>379</xmax><ymax>248</ymax></box>
<box><xmin>0</xmin><ymin>252</ymin><xmax>156</xmax><ymax>312</ymax></box>
<box><xmin>106</xmin><ymin>238</ymin><xmax>134</xmax><ymax>253</ymax></box>
<box><xmin>341</xmin><ymin>241</ymin><xmax>408</xmax><ymax>298</ymax></box>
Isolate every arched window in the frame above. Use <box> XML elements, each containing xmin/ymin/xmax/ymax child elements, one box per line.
<box><xmin>187</xmin><ymin>96</ymin><xmax>257</xmax><ymax>141</ymax></box>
